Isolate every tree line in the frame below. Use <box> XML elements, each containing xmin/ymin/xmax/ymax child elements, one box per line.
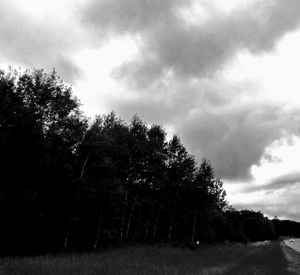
<box><xmin>0</xmin><ymin>68</ymin><xmax>298</xmax><ymax>255</ymax></box>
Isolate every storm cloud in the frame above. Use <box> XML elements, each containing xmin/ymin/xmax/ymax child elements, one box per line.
<box><xmin>180</xmin><ymin>104</ymin><xmax>300</xmax><ymax>180</ymax></box>
<box><xmin>2</xmin><ymin>0</ymin><xmax>300</xmax><ymax>183</ymax></box>
<box><xmin>245</xmin><ymin>171</ymin><xmax>300</xmax><ymax>193</ymax></box>
<box><xmin>1</xmin><ymin>0</ymin><xmax>300</xmax><ymax>221</ymax></box>
<box><xmin>82</xmin><ymin>0</ymin><xmax>300</xmax><ymax>83</ymax></box>
<box><xmin>112</xmin><ymin>81</ymin><xmax>300</xmax><ymax>180</ymax></box>
<box><xmin>81</xmin><ymin>0</ymin><xmax>300</xmax><ymax>180</ymax></box>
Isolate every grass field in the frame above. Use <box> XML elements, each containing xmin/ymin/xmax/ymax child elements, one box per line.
<box><xmin>0</xmin><ymin>241</ymin><xmax>292</xmax><ymax>275</ymax></box>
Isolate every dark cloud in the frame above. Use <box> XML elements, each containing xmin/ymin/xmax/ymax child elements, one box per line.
<box><xmin>55</xmin><ymin>57</ymin><xmax>82</xmax><ymax>83</ymax></box>
<box><xmin>2</xmin><ymin>0</ymin><xmax>300</xmax><ymax>183</ymax></box>
<box><xmin>271</xmin><ymin>172</ymin><xmax>300</xmax><ymax>188</ymax></box>
<box><xmin>82</xmin><ymin>0</ymin><xmax>300</xmax><ymax>181</ymax></box>
<box><xmin>112</xmin><ymin>77</ymin><xmax>300</xmax><ymax>180</ymax></box>
<box><xmin>263</xmin><ymin>153</ymin><xmax>282</xmax><ymax>164</ymax></box>
<box><xmin>179</xmin><ymin>103</ymin><xmax>300</xmax><ymax>180</ymax></box>
<box><xmin>245</xmin><ymin>172</ymin><xmax>300</xmax><ymax>193</ymax></box>
<box><xmin>83</xmin><ymin>0</ymin><xmax>300</xmax><ymax>84</ymax></box>
<box><xmin>112</xmin><ymin>78</ymin><xmax>235</xmax><ymax>124</ymax></box>
<box><xmin>0</xmin><ymin>0</ymin><xmax>83</xmax><ymax>82</ymax></box>
<box><xmin>81</xmin><ymin>0</ymin><xmax>182</xmax><ymax>35</ymax></box>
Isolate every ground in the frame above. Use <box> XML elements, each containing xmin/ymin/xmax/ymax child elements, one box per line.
<box><xmin>0</xmin><ymin>241</ymin><xmax>296</xmax><ymax>275</ymax></box>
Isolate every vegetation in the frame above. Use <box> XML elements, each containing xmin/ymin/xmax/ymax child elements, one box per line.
<box><xmin>0</xmin><ymin>68</ymin><xmax>299</xmax><ymax>256</ymax></box>
<box><xmin>0</xmin><ymin>242</ymin><xmax>290</xmax><ymax>275</ymax></box>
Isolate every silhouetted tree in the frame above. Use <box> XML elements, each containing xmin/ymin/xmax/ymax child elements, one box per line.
<box><xmin>2</xmin><ymin>66</ymin><xmax>297</xmax><ymax>255</ymax></box>
<box><xmin>0</xmin><ymin>68</ymin><xmax>87</xmax><ymax>254</ymax></box>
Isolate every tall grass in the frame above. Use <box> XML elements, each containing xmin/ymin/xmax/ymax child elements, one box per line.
<box><xmin>0</xmin><ymin>241</ymin><xmax>290</xmax><ymax>275</ymax></box>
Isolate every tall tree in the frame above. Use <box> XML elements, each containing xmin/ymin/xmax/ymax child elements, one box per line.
<box><xmin>0</xmin><ymin>68</ymin><xmax>87</xmax><ymax>253</ymax></box>
<box><xmin>165</xmin><ymin>135</ymin><xmax>196</xmax><ymax>240</ymax></box>
<box><xmin>72</xmin><ymin>112</ymin><xmax>130</xmax><ymax>248</ymax></box>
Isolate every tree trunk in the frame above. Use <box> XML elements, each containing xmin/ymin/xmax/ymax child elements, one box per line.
<box><xmin>80</xmin><ymin>154</ymin><xmax>90</xmax><ymax>181</ymax></box>
<box><xmin>120</xmin><ymin>190</ymin><xmax>128</xmax><ymax>240</ymax></box>
<box><xmin>125</xmin><ymin>196</ymin><xmax>137</xmax><ymax>240</ymax></box>
<box><xmin>64</xmin><ymin>154</ymin><xmax>90</xmax><ymax>250</ymax></box>
<box><xmin>182</xmin><ymin>214</ymin><xmax>188</xmax><ymax>240</ymax></box>
<box><xmin>93</xmin><ymin>208</ymin><xmax>104</xmax><ymax>250</ymax></box>
<box><xmin>168</xmin><ymin>186</ymin><xmax>179</xmax><ymax>241</ymax></box>
<box><xmin>191</xmin><ymin>211</ymin><xmax>198</xmax><ymax>243</ymax></box>
<box><xmin>133</xmin><ymin>206</ymin><xmax>142</xmax><ymax>242</ymax></box>
<box><xmin>144</xmin><ymin>219</ymin><xmax>150</xmax><ymax>241</ymax></box>
<box><xmin>63</xmin><ymin>231</ymin><xmax>69</xmax><ymax>251</ymax></box>
<box><xmin>152</xmin><ymin>214</ymin><xmax>158</xmax><ymax>240</ymax></box>
<box><xmin>168</xmin><ymin>213</ymin><xmax>174</xmax><ymax>240</ymax></box>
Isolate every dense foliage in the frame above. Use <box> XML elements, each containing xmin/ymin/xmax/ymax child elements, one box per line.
<box><xmin>0</xmin><ymin>68</ymin><xmax>298</xmax><ymax>255</ymax></box>
<box><xmin>0</xmin><ymin>69</ymin><xmax>87</xmax><ymax>254</ymax></box>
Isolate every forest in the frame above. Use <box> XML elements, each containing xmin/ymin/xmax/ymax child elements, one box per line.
<box><xmin>0</xmin><ymin>68</ymin><xmax>299</xmax><ymax>256</ymax></box>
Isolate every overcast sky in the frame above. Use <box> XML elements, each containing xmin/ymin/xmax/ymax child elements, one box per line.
<box><xmin>2</xmin><ymin>0</ymin><xmax>300</xmax><ymax>221</ymax></box>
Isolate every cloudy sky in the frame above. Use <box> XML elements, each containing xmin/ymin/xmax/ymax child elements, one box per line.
<box><xmin>2</xmin><ymin>0</ymin><xmax>300</xmax><ymax>221</ymax></box>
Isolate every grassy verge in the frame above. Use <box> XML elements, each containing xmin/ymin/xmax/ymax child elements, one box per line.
<box><xmin>0</xmin><ymin>241</ymin><xmax>290</xmax><ymax>275</ymax></box>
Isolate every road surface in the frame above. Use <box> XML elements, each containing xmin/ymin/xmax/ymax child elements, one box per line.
<box><xmin>284</xmin><ymin>238</ymin><xmax>300</xmax><ymax>253</ymax></box>
<box><xmin>282</xmin><ymin>238</ymin><xmax>300</xmax><ymax>273</ymax></box>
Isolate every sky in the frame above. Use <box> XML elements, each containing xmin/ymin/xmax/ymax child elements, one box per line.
<box><xmin>2</xmin><ymin>0</ymin><xmax>300</xmax><ymax>221</ymax></box>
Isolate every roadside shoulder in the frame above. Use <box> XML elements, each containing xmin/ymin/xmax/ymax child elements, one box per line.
<box><xmin>281</xmin><ymin>240</ymin><xmax>300</xmax><ymax>274</ymax></box>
